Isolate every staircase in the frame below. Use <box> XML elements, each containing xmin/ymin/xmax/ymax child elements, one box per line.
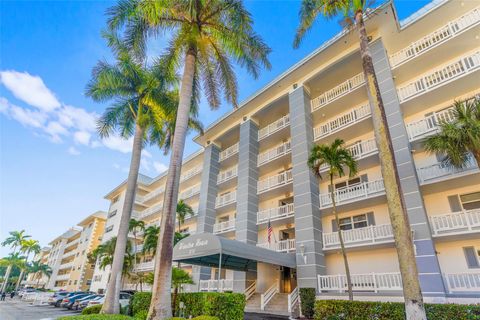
<box><xmin>245</xmin><ymin>292</ymin><xmax>290</xmax><ymax>316</ymax></box>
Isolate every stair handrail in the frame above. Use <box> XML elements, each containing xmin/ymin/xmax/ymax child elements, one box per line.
<box><xmin>287</xmin><ymin>287</ymin><xmax>300</xmax><ymax>313</ymax></box>
<box><xmin>244</xmin><ymin>281</ymin><xmax>257</xmax><ymax>300</ymax></box>
<box><xmin>260</xmin><ymin>281</ymin><xmax>279</xmax><ymax>311</ymax></box>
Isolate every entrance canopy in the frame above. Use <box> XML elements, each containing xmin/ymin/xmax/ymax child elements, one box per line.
<box><xmin>173</xmin><ymin>233</ymin><xmax>296</xmax><ymax>272</ymax></box>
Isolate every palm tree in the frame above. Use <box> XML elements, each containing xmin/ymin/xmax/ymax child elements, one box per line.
<box><xmin>176</xmin><ymin>200</ymin><xmax>193</xmax><ymax>235</ymax></box>
<box><xmin>1</xmin><ymin>230</ymin><xmax>31</xmax><ymax>293</ymax></box>
<box><xmin>129</xmin><ymin>219</ymin><xmax>145</xmax><ymax>269</ymax></box>
<box><xmin>425</xmin><ymin>98</ymin><xmax>480</xmax><ymax>167</ymax></box>
<box><xmin>27</xmin><ymin>261</ymin><xmax>52</xmax><ymax>288</ymax></box>
<box><xmin>308</xmin><ymin>139</ymin><xmax>357</xmax><ymax>300</ymax></box>
<box><xmin>0</xmin><ymin>253</ymin><xmax>26</xmax><ymax>293</ymax></box>
<box><xmin>171</xmin><ymin>267</ymin><xmax>194</xmax><ymax>315</ymax></box>
<box><xmin>16</xmin><ymin>239</ymin><xmax>41</xmax><ymax>291</ymax></box>
<box><xmin>294</xmin><ymin>1</ymin><xmax>426</xmax><ymax>318</ymax></box>
<box><xmin>108</xmin><ymin>1</ymin><xmax>271</xmax><ymax>317</ymax></box>
<box><xmin>88</xmin><ymin>237</ymin><xmax>133</xmax><ymax>274</ymax></box>
<box><xmin>142</xmin><ymin>225</ymin><xmax>160</xmax><ymax>256</ymax></box>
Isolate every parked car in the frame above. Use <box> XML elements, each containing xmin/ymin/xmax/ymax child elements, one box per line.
<box><xmin>87</xmin><ymin>293</ymin><xmax>131</xmax><ymax>308</ymax></box>
<box><xmin>52</xmin><ymin>292</ymin><xmax>86</xmax><ymax>307</ymax></box>
<box><xmin>60</xmin><ymin>293</ymin><xmax>91</xmax><ymax>309</ymax></box>
<box><xmin>18</xmin><ymin>288</ymin><xmax>36</xmax><ymax>298</ymax></box>
<box><xmin>48</xmin><ymin>291</ymin><xmax>69</xmax><ymax>306</ymax></box>
<box><xmin>72</xmin><ymin>294</ymin><xmax>101</xmax><ymax>310</ymax></box>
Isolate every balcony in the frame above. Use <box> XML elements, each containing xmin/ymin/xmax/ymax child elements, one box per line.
<box><xmin>179</xmin><ymin>184</ymin><xmax>201</xmax><ymax>200</ymax></box>
<box><xmin>213</xmin><ymin>220</ymin><xmax>236</xmax><ymax>234</ymax></box>
<box><xmin>318</xmin><ymin>272</ymin><xmax>402</xmax><ymax>293</ymax></box>
<box><xmin>55</xmin><ymin>273</ymin><xmax>71</xmax><ymax>281</ymax></box>
<box><xmin>215</xmin><ymin>191</ymin><xmax>236</xmax><ymax>209</ymax></box>
<box><xmin>139</xmin><ymin>203</ymin><xmax>163</xmax><ymax>219</ymax></box>
<box><xmin>397</xmin><ymin>50</ymin><xmax>480</xmax><ymax>103</ymax></box>
<box><xmin>257</xmin><ymin>203</ymin><xmax>294</xmax><ymax>224</ymax></box>
<box><xmin>180</xmin><ymin>165</ymin><xmax>202</xmax><ymax>183</ymax></box>
<box><xmin>313</xmin><ymin>104</ymin><xmax>371</xmax><ymax>141</ymax></box>
<box><xmin>444</xmin><ymin>272</ymin><xmax>480</xmax><ymax>293</ymax></box>
<box><xmin>319</xmin><ymin>180</ymin><xmax>385</xmax><ymax>208</ymax></box>
<box><xmin>258</xmin><ymin>114</ymin><xmax>290</xmax><ymax>142</ymax></box>
<box><xmin>416</xmin><ymin>156</ymin><xmax>478</xmax><ymax>184</ymax></box>
<box><xmin>62</xmin><ymin>250</ymin><xmax>76</xmax><ymax>259</ymax></box>
<box><xmin>257</xmin><ymin>170</ymin><xmax>293</xmax><ymax>194</ymax></box>
<box><xmin>319</xmin><ymin>139</ymin><xmax>378</xmax><ymax>173</ymax></box>
<box><xmin>257</xmin><ymin>239</ymin><xmax>296</xmax><ymax>253</ymax></box>
<box><xmin>405</xmin><ymin>107</ymin><xmax>455</xmax><ymax>141</ymax></box>
<box><xmin>429</xmin><ymin>209</ymin><xmax>480</xmax><ymax>237</ymax></box>
<box><xmin>143</xmin><ymin>186</ymin><xmax>165</xmax><ymax>203</ymax></box>
<box><xmin>322</xmin><ymin>224</ymin><xmax>394</xmax><ymax>250</ymax></box>
<box><xmin>257</xmin><ymin>141</ymin><xmax>291</xmax><ymax>167</ymax></box>
<box><xmin>135</xmin><ymin>261</ymin><xmax>154</xmax><ymax>271</ymax></box>
<box><xmin>390</xmin><ymin>7</ymin><xmax>480</xmax><ymax>68</ymax></box>
<box><xmin>219</xmin><ymin>143</ymin><xmax>239</xmax><ymax>162</ymax></box>
<box><xmin>217</xmin><ymin>166</ymin><xmax>238</xmax><ymax>185</ymax></box>
<box><xmin>311</xmin><ymin>73</ymin><xmax>365</xmax><ymax>112</ymax></box>
<box><xmin>199</xmin><ymin>279</ymin><xmax>233</xmax><ymax>292</ymax></box>
<box><xmin>65</xmin><ymin>238</ymin><xmax>80</xmax><ymax>248</ymax></box>
<box><xmin>58</xmin><ymin>262</ymin><xmax>74</xmax><ymax>270</ymax></box>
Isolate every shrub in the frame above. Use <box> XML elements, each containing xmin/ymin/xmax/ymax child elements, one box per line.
<box><xmin>81</xmin><ymin>304</ymin><xmax>102</xmax><ymax>315</ymax></box>
<box><xmin>57</xmin><ymin>315</ymin><xmax>133</xmax><ymax>320</ymax></box>
<box><xmin>130</xmin><ymin>292</ymin><xmax>152</xmax><ymax>317</ymax></box>
<box><xmin>193</xmin><ymin>317</ymin><xmax>219</xmax><ymax>320</ymax></box>
<box><xmin>314</xmin><ymin>300</ymin><xmax>480</xmax><ymax>320</ymax></box>
<box><xmin>133</xmin><ymin>310</ymin><xmax>148</xmax><ymax>320</ymax></box>
<box><xmin>300</xmin><ymin>288</ymin><xmax>316</xmax><ymax>318</ymax></box>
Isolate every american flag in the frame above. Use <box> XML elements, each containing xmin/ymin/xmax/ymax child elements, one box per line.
<box><xmin>267</xmin><ymin>220</ymin><xmax>273</xmax><ymax>244</ymax></box>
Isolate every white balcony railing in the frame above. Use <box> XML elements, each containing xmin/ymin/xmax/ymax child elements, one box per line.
<box><xmin>322</xmin><ymin>224</ymin><xmax>394</xmax><ymax>249</ymax></box>
<box><xmin>258</xmin><ymin>114</ymin><xmax>290</xmax><ymax>141</ymax></box>
<box><xmin>319</xmin><ymin>180</ymin><xmax>385</xmax><ymax>208</ymax></box>
<box><xmin>444</xmin><ymin>272</ymin><xmax>480</xmax><ymax>293</ymax></box>
<box><xmin>179</xmin><ymin>184</ymin><xmax>201</xmax><ymax>200</ymax></box>
<box><xmin>65</xmin><ymin>238</ymin><xmax>80</xmax><ymax>248</ymax></box>
<box><xmin>213</xmin><ymin>220</ymin><xmax>236</xmax><ymax>234</ymax></box>
<box><xmin>55</xmin><ymin>273</ymin><xmax>71</xmax><ymax>281</ymax></box>
<box><xmin>313</xmin><ymin>104</ymin><xmax>371</xmax><ymax>140</ymax></box>
<box><xmin>390</xmin><ymin>7</ymin><xmax>480</xmax><ymax>68</ymax></box>
<box><xmin>217</xmin><ymin>166</ymin><xmax>238</xmax><ymax>184</ymax></box>
<box><xmin>199</xmin><ymin>279</ymin><xmax>234</xmax><ymax>292</ymax></box>
<box><xmin>257</xmin><ymin>169</ymin><xmax>293</xmax><ymax>194</ymax></box>
<box><xmin>257</xmin><ymin>239</ymin><xmax>296</xmax><ymax>252</ymax></box>
<box><xmin>62</xmin><ymin>250</ymin><xmax>76</xmax><ymax>259</ymax></box>
<box><xmin>58</xmin><ymin>262</ymin><xmax>74</xmax><ymax>270</ymax></box>
<box><xmin>319</xmin><ymin>139</ymin><xmax>378</xmax><ymax>172</ymax></box>
<box><xmin>311</xmin><ymin>73</ymin><xmax>365</xmax><ymax>111</ymax></box>
<box><xmin>135</xmin><ymin>261</ymin><xmax>154</xmax><ymax>271</ymax></box>
<box><xmin>219</xmin><ymin>143</ymin><xmax>239</xmax><ymax>162</ymax></box>
<box><xmin>257</xmin><ymin>203</ymin><xmax>295</xmax><ymax>224</ymax></box>
<box><xmin>257</xmin><ymin>141</ymin><xmax>291</xmax><ymax>166</ymax></box>
<box><xmin>405</xmin><ymin>107</ymin><xmax>456</xmax><ymax>141</ymax></box>
<box><xmin>416</xmin><ymin>156</ymin><xmax>478</xmax><ymax>184</ymax></box>
<box><xmin>318</xmin><ymin>272</ymin><xmax>402</xmax><ymax>293</ymax></box>
<box><xmin>140</xmin><ymin>203</ymin><xmax>163</xmax><ymax>219</ymax></box>
<box><xmin>215</xmin><ymin>191</ymin><xmax>236</xmax><ymax>208</ymax></box>
<box><xmin>143</xmin><ymin>186</ymin><xmax>165</xmax><ymax>202</ymax></box>
<box><xmin>429</xmin><ymin>209</ymin><xmax>480</xmax><ymax>236</ymax></box>
<box><xmin>180</xmin><ymin>165</ymin><xmax>202</xmax><ymax>182</ymax></box>
<box><xmin>397</xmin><ymin>50</ymin><xmax>480</xmax><ymax>102</ymax></box>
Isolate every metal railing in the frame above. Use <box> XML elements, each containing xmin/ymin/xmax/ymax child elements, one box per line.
<box><xmin>429</xmin><ymin>209</ymin><xmax>480</xmax><ymax>236</ymax></box>
<box><xmin>245</xmin><ymin>281</ymin><xmax>257</xmax><ymax>300</ymax></box>
<box><xmin>319</xmin><ymin>180</ymin><xmax>385</xmax><ymax>208</ymax></box>
<box><xmin>397</xmin><ymin>50</ymin><xmax>480</xmax><ymax>102</ymax></box>
<box><xmin>288</xmin><ymin>287</ymin><xmax>300</xmax><ymax>313</ymax></box>
<box><xmin>390</xmin><ymin>7</ymin><xmax>480</xmax><ymax>67</ymax></box>
<box><xmin>261</xmin><ymin>282</ymin><xmax>279</xmax><ymax>310</ymax></box>
<box><xmin>322</xmin><ymin>224</ymin><xmax>394</xmax><ymax>249</ymax></box>
<box><xmin>179</xmin><ymin>184</ymin><xmax>201</xmax><ymax>200</ymax></box>
<box><xmin>416</xmin><ymin>156</ymin><xmax>478</xmax><ymax>183</ymax></box>
<box><xmin>180</xmin><ymin>165</ymin><xmax>202</xmax><ymax>182</ymax></box>
<box><xmin>258</xmin><ymin>114</ymin><xmax>290</xmax><ymax>141</ymax></box>
<box><xmin>318</xmin><ymin>272</ymin><xmax>402</xmax><ymax>292</ymax></box>
<box><xmin>405</xmin><ymin>107</ymin><xmax>456</xmax><ymax>141</ymax></box>
<box><xmin>311</xmin><ymin>73</ymin><xmax>365</xmax><ymax>111</ymax></box>
<box><xmin>257</xmin><ymin>239</ymin><xmax>296</xmax><ymax>252</ymax></box>
<box><xmin>219</xmin><ymin>143</ymin><xmax>239</xmax><ymax>162</ymax></box>
<box><xmin>215</xmin><ymin>191</ymin><xmax>236</xmax><ymax>208</ymax></box>
<box><xmin>213</xmin><ymin>220</ymin><xmax>236</xmax><ymax>234</ymax></box>
<box><xmin>313</xmin><ymin>104</ymin><xmax>370</xmax><ymax>140</ymax></box>
<box><xmin>199</xmin><ymin>279</ymin><xmax>234</xmax><ymax>292</ymax></box>
<box><xmin>257</xmin><ymin>203</ymin><xmax>294</xmax><ymax>224</ymax></box>
<box><xmin>444</xmin><ymin>272</ymin><xmax>480</xmax><ymax>293</ymax></box>
<box><xmin>257</xmin><ymin>141</ymin><xmax>291</xmax><ymax>166</ymax></box>
<box><xmin>257</xmin><ymin>169</ymin><xmax>293</xmax><ymax>194</ymax></box>
<box><xmin>217</xmin><ymin>166</ymin><xmax>238</xmax><ymax>184</ymax></box>
<box><xmin>319</xmin><ymin>139</ymin><xmax>377</xmax><ymax>172</ymax></box>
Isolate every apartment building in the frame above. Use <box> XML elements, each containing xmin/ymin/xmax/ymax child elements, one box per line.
<box><xmin>45</xmin><ymin>211</ymin><xmax>107</xmax><ymax>291</ymax></box>
<box><xmin>91</xmin><ymin>0</ymin><xmax>480</xmax><ymax>314</ymax></box>
<box><xmin>24</xmin><ymin>247</ymin><xmax>51</xmax><ymax>288</ymax></box>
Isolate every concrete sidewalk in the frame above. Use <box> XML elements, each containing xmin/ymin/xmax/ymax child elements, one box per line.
<box><xmin>0</xmin><ymin>298</ymin><xmax>79</xmax><ymax>320</ymax></box>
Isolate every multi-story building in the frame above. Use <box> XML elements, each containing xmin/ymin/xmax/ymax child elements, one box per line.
<box><xmin>91</xmin><ymin>0</ymin><xmax>480</xmax><ymax>314</ymax></box>
<box><xmin>45</xmin><ymin>211</ymin><xmax>107</xmax><ymax>291</ymax></box>
<box><xmin>24</xmin><ymin>247</ymin><xmax>51</xmax><ymax>288</ymax></box>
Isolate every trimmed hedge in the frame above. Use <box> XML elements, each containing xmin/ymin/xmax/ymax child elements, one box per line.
<box><xmin>81</xmin><ymin>304</ymin><xmax>102</xmax><ymax>315</ymax></box>
<box><xmin>58</xmin><ymin>315</ymin><xmax>132</xmax><ymax>320</ymax></box>
<box><xmin>131</xmin><ymin>292</ymin><xmax>152</xmax><ymax>317</ymax></box>
<box><xmin>299</xmin><ymin>288</ymin><xmax>316</xmax><ymax>318</ymax></box>
<box><xmin>314</xmin><ymin>300</ymin><xmax>480</xmax><ymax>320</ymax></box>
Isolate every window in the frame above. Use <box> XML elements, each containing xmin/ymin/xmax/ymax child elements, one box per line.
<box><xmin>463</xmin><ymin>247</ymin><xmax>480</xmax><ymax>268</ymax></box>
<box><xmin>105</xmin><ymin>225</ymin><xmax>114</xmax><ymax>233</ymax></box>
<box><xmin>329</xmin><ymin>175</ymin><xmax>367</xmax><ymax>192</ymax></box>
<box><xmin>74</xmin><ymin>280</ymin><xmax>77</xmax><ymax>285</ymax></box>
<box><xmin>86</xmin><ymin>280</ymin><xmax>92</xmax><ymax>285</ymax></box>
<box><xmin>108</xmin><ymin>210</ymin><xmax>117</xmax><ymax>218</ymax></box>
<box><xmin>339</xmin><ymin>214</ymin><xmax>368</xmax><ymax>231</ymax></box>
<box><xmin>460</xmin><ymin>192</ymin><xmax>480</xmax><ymax>210</ymax></box>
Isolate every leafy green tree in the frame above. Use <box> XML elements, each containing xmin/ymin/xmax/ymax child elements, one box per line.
<box><xmin>294</xmin><ymin>1</ymin><xmax>426</xmax><ymax>317</ymax></box>
<box><xmin>142</xmin><ymin>226</ymin><xmax>160</xmax><ymax>256</ymax></box>
<box><xmin>1</xmin><ymin>230</ymin><xmax>31</xmax><ymax>293</ymax></box>
<box><xmin>0</xmin><ymin>253</ymin><xmax>26</xmax><ymax>292</ymax></box>
<box><xmin>107</xmin><ymin>1</ymin><xmax>271</xmax><ymax>317</ymax></box>
<box><xmin>171</xmin><ymin>267</ymin><xmax>194</xmax><ymax>314</ymax></box>
<box><xmin>27</xmin><ymin>261</ymin><xmax>52</xmax><ymax>288</ymax></box>
<box><xmin>176</xmin><ymin>200</ymin><xmax>193</xmax><ymax>236</ymax></box>
<box><xmin>308</xmin><ymin>139</ymin><xmax>357</xmax><ymax>300</ymax></box>
<box><xmin>88</xmin><ymin>237</ymin><xmax>133</xmax><ymax>277</ymax></box>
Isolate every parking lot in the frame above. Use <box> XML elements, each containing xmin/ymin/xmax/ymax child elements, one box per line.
<box><xmin>0</xmin><ymin>298</ymin><xmax>80</xmax><ymax>320</ymax></box>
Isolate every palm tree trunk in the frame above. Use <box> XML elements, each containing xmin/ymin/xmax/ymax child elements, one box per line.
<box><xmin>36</xmin><ymin>277</ymin><xmax>40</xmax><ymax>288</ymax></box>
<box><xmin>330</xmin><ymin>175</ymin><xmax>353</xmax><ymax>300</ymax></box>
<box><xmin>355</xmin><ymin>11</ymin><xmax>426</xmax><ymax>319</ymax></box>
<box><xmin>102</xmin><ymin>123</ymin><xmax>145</xmax><ymax>314</ymax></box>
<box><xmin>15</xmin><ymin>269</ymin><xmax>24</xmax><ymax>291</ymax></box>
<box><xmin>148</xmin><ymin>49</ymin><xmax>196</xmax><ymax>320</ymax></box>
<box><xmin>1</xmin><ymin>266</ymin><xmax>12</xmax><ymax>293</ymax></box>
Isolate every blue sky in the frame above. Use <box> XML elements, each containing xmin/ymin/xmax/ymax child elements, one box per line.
<box><xmin>0</xmin><ymin>0</ymin><xmax>432</xmax><ymax>255</ymax></box>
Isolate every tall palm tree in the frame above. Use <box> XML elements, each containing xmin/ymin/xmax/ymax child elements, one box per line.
<box><xmin>176</xmin><ymin>200</ymin><xmax>194</xmax><ymax>235</ymax></box>
<box><xmin>108</xmin><ymin>1</ymin><xmax>270</xmax><ymax>317</ymax></box>
<box><xmin>1</xmin><ymin>230</ymin><xmax>31</xmax><ymax>293</ymax></box>
<box><xmin>27</xmin><ymin>261</ymin><xmax>52</xmax><ymax>288</ymax></box>
<box><xmin>171</xmin><ymin>267</ymin><xmax>194</xmax><ymax>315</ymax></box>
<box><xmin>129</xmin><ymin>218</ymin><xmax>145</xmax><ymax>270</ymax></box>
<box><xmin>88</xmin><ymin>237</ymin><xmax>133</xmax><ymax>274</ymax></box>
<box><xmin>0</xmin><ymin>253</ymin><xmax>26</xmax><ymax>293</ymax></box>
<box><xmin>425</xmin><ymin>98</ymin><xmax>480</xmax><ymax>167</ymax></box>
<box><xmin>142</xmin><ymin>225</ymin><xmax>160</xmax><ymax>256</ymax></box>
<box><xmin>308</xmin><ymin>139</ymin><xmax>357</xmax><ymax>300</ymax></box>
<box><xmin>294</xmin><ymin>1</ymin><xmax>426</xmax><ymax>318</ymax></box>
<box><xmin>16</xmin><ymin>239</ymin><xmax>41</xmax><ymax>291</ymax></box>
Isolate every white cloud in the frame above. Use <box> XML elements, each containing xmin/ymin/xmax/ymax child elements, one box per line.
<box><xmin>44</xmin><ymin>121</ymin><xmax>68</xmax><ymax>143</ymax></box>
<box><xmin>141</xmin><ymin>158</ymin><xmax>152</xmax><ymax>172</ymax></box>
<box><xmin>58</xmin><ymin>105</ymin><xmax>97</xmax><ymax>132</ymax></box>
<box><xmin>73</xmin><ymin>131</ymin><xmax>91</xmax><ymax>146</ymax></box>
<box><xmin>0</xmin><ymin>70</ymin><xmax>61</xmax><ymax>112</ymax></box>
<box><xmin>0</xmin><ymin>98</ymin><xmax>47</xmax><ymax>128</ymax></box>
<box><xmin>68</xmin><ymin>146</ymin><xmax>80</xmax><ymax>155</ymax></box>
<box><xmin>143</xmin><ymin>150</ymin><xmax>152</xmax><ymax>158</ymax></box>
<box><xmin>153</xmin><ymin>161</ymin><xmax>168</xmax><ymax>174</ymax></box>
<box><xmin>102</xmin><ymin>136</ymin><xmax>133</xmax><ymax>153</ymax></box>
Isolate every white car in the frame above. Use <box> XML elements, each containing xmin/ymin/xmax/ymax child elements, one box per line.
<box><xmin>87</xmin><ymin>293</ymin><xmax>131</xmax><ymax>308</ymax></box>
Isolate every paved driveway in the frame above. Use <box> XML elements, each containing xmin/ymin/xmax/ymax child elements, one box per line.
<box><xmin>0</xmin><ymin>298</ymin><xmax>79</xmax><ymax>320</ymax></box>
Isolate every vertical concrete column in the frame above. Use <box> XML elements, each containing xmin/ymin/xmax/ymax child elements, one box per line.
<box><xmin>233</xmin><ymin>119</ymin><xmax>259</xmax><ymax>292</ymax></box>
<box><xmin>289</xmin><ymin>86</ymin><xmax>326</xmax><ymax>292</ymax></box>
<box><xmin>191</xmin><ymin>144</ymin><xmax>220</xmax><ymax>286</ymax></box>
<box><xmin>370</xmin><ymin>39</ymin><xmax>447</xmax><ymax>299</ymax></box>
